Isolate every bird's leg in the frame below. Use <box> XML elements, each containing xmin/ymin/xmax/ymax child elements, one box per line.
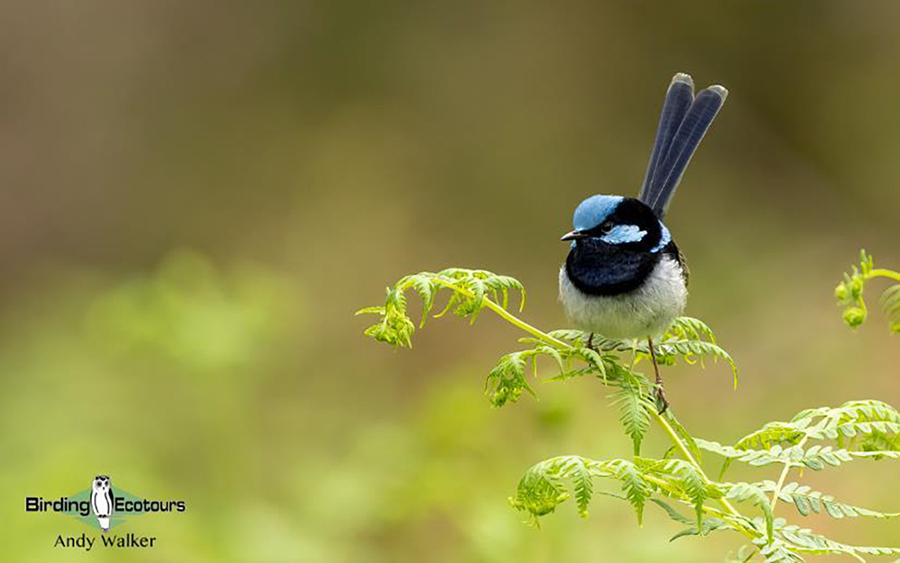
<box><xmin>585</xmin><ymin>332</ymin><xmax>595</xmax><ymax>351</ymax></box>
<box><xmin>647</xmin><ymin>335</ymin><xmax>669</xmax><ymax>414</ymax></box>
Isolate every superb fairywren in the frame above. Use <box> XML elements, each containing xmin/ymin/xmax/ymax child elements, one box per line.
<box><xmin>558</xmin><ymin>73</ymin><xmax>727</xmax><ymax>411</ymax></box>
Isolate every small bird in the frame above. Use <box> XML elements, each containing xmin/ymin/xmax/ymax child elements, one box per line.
<box><xmin>558</xmin><ymin>73</ymin><xmax>727</xmax><ymax>412</ymax></box>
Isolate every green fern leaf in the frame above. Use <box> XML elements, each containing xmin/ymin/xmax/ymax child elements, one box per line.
<box><xmin>670</xmin><ymin>517</ymin><xmax>731</xmax><ymax>542</ymax></box>
<box><xmin>665</xmin><ymin>411</ymin><xmax>704</xmax><ymax>464</ymax></box>
<box><xmin>881</xmin><ymin>283</ymin><xmax>900</xmax><ymax>332</ymax></box>
<box><xmin>668</xmin><ymin>316</ymin><xmax>718</xmax><ymax>343</ymax></box>
<box><xmin>570</xmin><ymin>458</ymin><xmax>593</xmax><ymax>517</ymax></box>
<box><xmin>634</xmin><ymin>458</ymin><xmax>712</xmax><ymax>526</ymax></box>
<box><xmin>655</xmin><ymin>339</ymin><xmax>738</xmax><ymax>389</ymax></box>
<box><xmin>723</xmin><ymin>482</ymin><xmax>774</xmax><ymax>540</ymax></box>
<box><xmin>756</xmin><ymin>480</ymin><xmax>900</xmax><ymax>519</ymax></box>
<box><xmin>611</xmin><ymin>380</ymin><xmax>653</xmax><ymax>456</ymax></box>
<box><xmin>607</xmin><ymin>459</ymin><xmax>649</xmax><ymax>525</ymax></box>
<box><xmin>484</xmin><ymin>351</ymin><xmax>537</xmax><ymax>407</ymax></box>
<box><xmin>775</xmin><ymin>521</ymin><xmax>900</xmax><ymax>560</ymax></box>
<box><xmin>510</xmin><ymin>460</ymin><xmax>568</xmax><ymax>520</ymax></box>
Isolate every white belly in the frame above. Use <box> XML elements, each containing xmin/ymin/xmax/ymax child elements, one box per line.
<box><xmin>558</xmin><ymin>256</ymin><xmax>687</xmax><ymax>339</ymax></box>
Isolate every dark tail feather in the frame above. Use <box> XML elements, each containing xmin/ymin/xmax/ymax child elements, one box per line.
<box><xmin>639</xmin><ymin>73</ymin><xmax>695</xmax><ymax>207</ymax></box>
<box><xmin>644</xmin><ymin>84</ymin><xmax>727</xmax><ymax>218</ymax></box>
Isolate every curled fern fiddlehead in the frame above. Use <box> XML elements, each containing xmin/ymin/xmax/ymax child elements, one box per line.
<box><xmin>836</xmin><ymin>250</ymin><xmax>900</xmax><ymax>333</ymax></box>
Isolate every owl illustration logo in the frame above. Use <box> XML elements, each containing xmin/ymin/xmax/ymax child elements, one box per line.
<box><xmin>90</xmin><ymin>475</ymin><xmax>115</xmax><ymax>532</ymax></box>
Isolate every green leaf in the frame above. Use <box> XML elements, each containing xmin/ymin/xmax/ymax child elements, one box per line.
<box><xmin>648</xmin><ymin>498</ymin><xmax>694</xmax><ymax>526</ymax></box>
<box><xmin>611</xmin><ymin>376</ymin><xmax>653</xmax><ymax>455</ymax></box>
<box><xmin>360</xmin><ymin>269</ymin><xmax>529</xmax><ymax>348</ymax></box>
<box><xmin>670</xmin><ymin>517</ymin><xmax>731</xmax><ymax>542</ymax></box>
<box><xmin>608</xmin><ymin>459</ymin><xmax>649</xmax><ymax>525</ymax></box>
<box><xmin>837</xmin><ymin>250</ymin><xmax>900</xmax><ymax>333</ymax></box>
<box><xmin>512</xmin><ymin>456</ymin><xmax>653</xmax><ymax>525</ymax></box>
<box><xmin>634</xmin><ymin>458</ymin><xmax>711</xmax><ymax>526</ymax></box>
<box><xmin>722</xmin><ymin>482</ymin><xmax>774</xmax><ymax>540</ymax></box>
<box><xmin>485</xmin><ymin>351</ymin><xmax>536</xmax><ymax>407</ymax></box>
<box><xmin>757</xmin><ymin>480</ymin><xmax>900</xmax><ymax>520</ymax></box>
<box><xmin>775</xmin><ymin>521</ymin><xmax>900</xmax><ymax>560</ymax></box>
<box><xmin>665</xmin><ymin>411</ymin><xmax>704</xmax><ymax>464</ymax></box>
<box><xmin>881</xmin><ymin>283</ymin><xmax>900</xmax><ymax>333</ymax></box>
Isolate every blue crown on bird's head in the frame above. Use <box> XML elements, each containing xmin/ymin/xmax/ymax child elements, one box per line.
<box><xmin>572</xmin><ymin>195</ymin><xmax>623</xmax><ymax>230</ymax></box>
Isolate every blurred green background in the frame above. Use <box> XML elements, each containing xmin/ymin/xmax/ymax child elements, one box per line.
<box><xmin>1</xmin><ymin>1</ymin><xmax>898</xmax><ymax>561</ymax></box>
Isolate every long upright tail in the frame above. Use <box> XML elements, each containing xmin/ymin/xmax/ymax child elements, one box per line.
<box><xmin>638</xmin><ymin>73</ymin><xmax>727</xmax><ymax>219</ymax></box>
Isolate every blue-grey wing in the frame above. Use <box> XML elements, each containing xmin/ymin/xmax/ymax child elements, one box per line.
<box><xmin>639</xmin><ymin>76</ymin><xmax>727</xmax><ymax>218</ymax></box>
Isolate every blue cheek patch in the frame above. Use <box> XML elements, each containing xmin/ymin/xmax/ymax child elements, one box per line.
<box><xmin>651</xmin><ymin>223</ymin><xmax>671</xmax><ymax>253</ymax></box>
<box><xmin>601</xmin><ymin>224</ymin><xmax>647</xmax><ymax>244</ymax></box>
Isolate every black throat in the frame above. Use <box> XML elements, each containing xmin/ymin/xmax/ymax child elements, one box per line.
<box><xmin>565</xmin><ymin>241</ymin><xmax>660</xmax><ymax>296</ymax></box>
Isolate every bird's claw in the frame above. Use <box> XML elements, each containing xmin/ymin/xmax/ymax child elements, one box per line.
<box><xmin>653</xmin><ymin>384</ymin><xmax>669</xmax><ymax>414</ymax></box>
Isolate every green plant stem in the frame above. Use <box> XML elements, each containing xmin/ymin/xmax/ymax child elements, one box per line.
<box><xmin>769</xmin><ymin>434</ymin><xmax>809</xmax><ymax>513</ymax></box>
<box><xmin>435</xmin><ymin>281</ymin><xmax>756</xmax><ymax>537</ymax></box>
<box><xmin>653</xmin><ymin>410</ymin><xmax>747</xmax><ymax>528</ymax></box>
<box><xmin>432</xmin><ymin>279</ymin><xmax>569</xmax><ymax>348</ymax></box>
<box><xmin>867</xmin><ymin>269</ymin><xmax>900</xmax><ymax>282</ymax></box>
<box><xmin>636</xmin><ymin>474</ymin><xmax>754</xmax><ymax>539</ymax></box>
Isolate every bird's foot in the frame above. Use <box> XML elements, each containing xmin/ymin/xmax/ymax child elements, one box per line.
<box><xmin>647</xmin><ymin>335</ymin><xmax>668</xmax><ymax>413</ymax></box>
<box><xmin>653</xmin><ymin>383</ymin><xmax>669</xmax><ymax>414</ymax></box>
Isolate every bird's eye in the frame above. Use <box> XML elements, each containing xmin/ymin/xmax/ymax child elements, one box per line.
<box><xmin>601</xmin><ymin>221</ymin><xmax>614</xmax><ymax>232</ymax></box>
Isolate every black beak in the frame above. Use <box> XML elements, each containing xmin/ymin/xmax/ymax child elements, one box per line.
<box><xmin>560</xmin><ymin>230</ymin><xmax>587</xmax><ymax>242</ymax></box>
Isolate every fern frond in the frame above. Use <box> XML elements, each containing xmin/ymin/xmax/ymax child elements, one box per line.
<box><xmin>733</xmin><ymin>422</ymin><xmax>808</xmax><ymax>451</ymax></box>
<box><xmin>774</xmin><ymin>521</ymin><xmax>900</xmax><ymax>560</ymax></box>
<box><xmin>585</xmin><ymin>316</ymin><xmax>739</xmax><ymax>387</ymax></box>
<box><xmin>648</xmin><ymin>497</ymin><xmax>695</xmax><ymax>526</ymax></box>
<box><xmin>670</xmin><ymin>517</ymin><xmax>732</xmax><ymax>542</ymax></box>
<box><xmin>665</xmin><ymin>412</ymin><xmax>705</xmax><ymax>464</ymax></box>
<box><xmin>509</xmin><ymin>458</ymin><xmax>569</xmax><ymax>522</ymax></box>
<box><xmin>655</xmin><ymin>338</ymin><xmax>739</xmax><ymax>388</ymax></box>
<box><xmin>668</xmin><ymin>316</ymin><xmax>718</xmax><ymax>343</ymax></box>
<box><xmin>722</xmin><ymin>482</ymin><xmax>774</xmax><ymax>539</ymax></box>
<box><xmin>485</xmin><ymin>342</ymin><xmax>618</xmax><ymax>407</ymax></box>
<box><xmin>799</xmin><ymin>400</ymin><xmax>900</xmax><ymax>454</ymax></box>
<box><xmin>512</xmin><ymin>456</ymin><xmax>661</xmax><ymax>525</ymax></box>
<box><xmin>755</xmin><ymin>480</ymin><xmax>900</xmax><ymax>520</ymax></box>
<box><xmin>484</xmin><ymin>350</ymin><xmax>537</xmax><ymax>407</ymax></box>
<box><xmin>699</xmin><ymin>438</ymin><xmax>900</xmax><ymax>474</ymax></box>
<box><xmin>511</xmin><ymin>456</ymin><xmax>604</xmax><ymax>521</ymax></box>
<box><xmin>797</xmin><ymin>399</ymin><xmax>900</xmax><ymax>426</ymax></box>
<box><xmin>545</xmin><ymin>328</ymin><xmax>588</xmax><ymax>344</ymax></box>
<box><xmin>636</xmin><ymin>457</ymin><xmax>715</xmax><ymax>526</ymax></box>
<box><xmin>752</xmin><ymin>535</ymin><xmax>804</xmax><ymax>562</ymax></box>
<box><xmin>611</xmin><ymin>374</ymin><xmax>654</xmax><ymax>455</ymax></box>
<box><xmin>697</xmin><ymin>439</ymin><xmax>800</xmax><ymax>468</ymax></box>
<box><xmin>712</xmin><ymin>401</ymin><xmax>900</xmax><ymax>478</ymax></box>
<box><xmin>607</xmin><ymin>458</ymin><xmax>651</xmax><ymax>524</ymax></box>
<box><xmin>649</xmin><ymin>498</ymin><xmax>735</xmax><ymax>541</ymax></box>
<box><xmin>836</xmin><ymin>249</ymin><xmax>900</xmax><ymax>332</ymax></box>
<box><xmin>571</xmin><ymin>459</ymin><xmax>594</xmax><ymax>517</ymax></box>
<box><xmin>358</xmin><ymin>269</ymin><xmax>527</xmax><ymax>348</ymax></box>
<box><xmin>881</xmin><ymin>283</ymin><xmax>900</xmax><ymax>333</ymax></box>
